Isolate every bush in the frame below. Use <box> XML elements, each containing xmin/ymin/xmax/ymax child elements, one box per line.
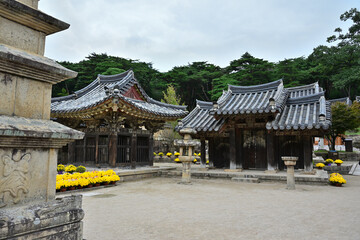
<box><xmin>76</xmin><ymin>165</ymin><xmax>86</xmax><ymax>173</ymax></box>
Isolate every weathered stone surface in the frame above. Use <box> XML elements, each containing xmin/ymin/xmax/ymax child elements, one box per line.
<box><xmin>0</xmin><ymin>115</ymin><xmax>84</xmax><ymax>140</ymax></box>
<box><xmin>0</xmin><ymin>44</ymin><xmax>77</xmax><ymax>84</ymax></box>
<box><xmin>0</xmin><ymin>16</ymin><xmax>45</xmax><ymax>55</ymax></box>
<box><xmin>0</xmin><ymin>195</ymin><xmax>84</xmax><ymax>240</ymax></box>
<box><xmin>0</xmin><ymin>0</ymin><xmax>70</xmax><ymax>35</ymax></box>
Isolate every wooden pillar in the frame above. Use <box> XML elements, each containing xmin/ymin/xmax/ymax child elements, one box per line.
<box><xmin>303</xmin><ymin>135</ymin><xmax>313</xmax><ymax>172</ymax></box>
<box><xmin>149</xmin><ymin>133</ymin><xmax>154</xmax><ymax>166</ymax></box>
<box><xmin>229</xmin><ymin>128</ymin><xmax>236</xmax><ymax>169</ymax></box>
<box><xmin>68</xmin><ymin>141</ymin><xmax>75</xmax><ymax>164</ymax></box>
<box><xmin>200</xmin><ymin>138</ymin><xmax>206</xmax><ymax>167</ymax></box>
<box><xmin>266</xmin><ymin>131</ymin><xmax>276</xmax><ymax>171</ymax></box>
<box><xmin>82</xmin><ymin>136</ymin><xmax>86</xmax><ymax>164</ymax></box>
<box><xmin>131</xmin><ymin>131</ymin><xmax>137</xmax><ymax>169</ymax></box>
<box><xmin>95</xmin><ymin>134</ymin><xmax>99</xmax><ymax>165</ymax></box>
<box><xmin>235</xmin><ymin>128</ymin><xmax>243</xmax><ymax>169</ymax></box>
<box><xmin>108</xmin><ymin>133</ymin><xmax>117</xmax><ymax>167</ymax></box>
<box><xmin>208</xmin><ymin>138</ymin><xmax>214</xmax><ymax>168</ymax></box>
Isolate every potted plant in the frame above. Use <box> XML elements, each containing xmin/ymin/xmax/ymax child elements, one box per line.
<box><xmin>76</xmin><ymin>165</ymin><xmax>86</xmax><ymax>173</ymax></box>
<box><xmin>158</xmin><ymin>152</ymin><xmax>164</xmax><ymax>158</ymax></box>
<box><xmin>57</xmin><ymin>164</ymin><xmax>65</xmax><ymax>174</ymax></box>
<box><xmin>334</xmin><ymin>159</ymin><xmax>343</xmax><ymax>166</ymax></box>
<box><xmin>65</xmin><ymin>164</ymin><xmax>77</xmax><ymax>174</ymax></box>
<box><xmin>325</xmin><ymin>159</ymin><xmax>334</xmax><ymax>166</ymax></box>
<box><xmin>329</xmin><ymin>173</ymin><xmax>346</xmax><ymax>187</ymax></box>
<box><xmin>316</xmin><ymin>163</ymin><xmax>325</xmax><ymax>169</ymax></box>
<box><xmin>166</xmin><ymin>152</ymin><xmax>172</xmax><ymax>158</ymax></box>
<box><xmin>174</xmin><ymin>158</ymin><xmax>181</xmax><ymax>163</ymax></box>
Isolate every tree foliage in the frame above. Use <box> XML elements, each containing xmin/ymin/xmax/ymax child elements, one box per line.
<box><xmin>326</xmin><ymin>102</ymin><xmax>360</xmax><ymax>150</ymax></box>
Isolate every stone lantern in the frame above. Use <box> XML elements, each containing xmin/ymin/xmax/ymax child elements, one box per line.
<box><xmin>281</xmin><ymin>156</ymin><xmax>298</xmax><ymax>190</ymax></box>
<box><xmin>175</xmin><ymin>128</ymin><xmax>197</xmax><ymax>184</ymax></box>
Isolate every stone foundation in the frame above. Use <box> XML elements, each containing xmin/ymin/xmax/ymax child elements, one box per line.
<box><xmin>0</xmin><ymin>195</ymin><xmax>84</xmax><ymax>240</ymax></box>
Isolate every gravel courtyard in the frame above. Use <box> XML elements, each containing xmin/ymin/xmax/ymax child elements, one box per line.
<box><xmin>81</xmin><ymin>176</ymin><xmax>360</xmax><ymax>240</ymax></box>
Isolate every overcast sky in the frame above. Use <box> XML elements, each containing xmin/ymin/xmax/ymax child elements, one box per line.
<box><xmin>40</xmin><ymin>0</ymin><xmax>357</xmax><ymax>72</ymax></box>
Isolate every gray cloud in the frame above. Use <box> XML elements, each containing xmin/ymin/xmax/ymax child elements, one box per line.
<box><xmin>40</xmin><ymin>0</ymin><xmax>357</xmax><ymax>71</ymax></box>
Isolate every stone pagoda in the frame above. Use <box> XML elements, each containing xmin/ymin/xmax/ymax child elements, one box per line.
<box><xmin>0</xmin><ymin>0</ymin><xmax>84</xmax><ymax>239</ymax></box>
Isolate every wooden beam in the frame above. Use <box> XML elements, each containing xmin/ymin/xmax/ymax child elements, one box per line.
<box><xmin>266</xmin><ymin>131</ymin><xmax>276</xmax><ymax>171</ymax></box>
<box><xmin>149</xmin><ymin>134</ymin><xmax>154</xmax><ymax>166</ymax></box>
<box><xmin>235</xmin><ymin>128</ymin><xmax>243</xmax><ymax>169</ymax></box>
<box><xmin>229</xmin><ymin>128</ymin><xmax>236</xmax><ymax>169</ymax></box>
<box><xmin>131</xmin><ymin>131</ymin><xmax>137</xmax><ymax>169</ymax></box>
<box><xmin>95</xmin><ymin>134</ymin><xmax>99</xmax><ymax>165</ymax></box>
<box><xmin>303</xmin><ymin>135</ymin><xmax>313</xmax><ymax>172</ymax></box>
<box><xmin>108</xmin><ymin>133</ymin><xmax>117</xmax><ymax>167</ymax></box>
<box><xmin>208</xmin><ymin>138</ymin><xmax>214</xmax><ymax>168</ymax></box>
<box><xmin>200</xmin><ymin>138</ymin><xmax>206</xmax><ymax>167</ymax></box>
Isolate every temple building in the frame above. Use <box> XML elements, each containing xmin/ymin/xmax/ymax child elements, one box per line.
<box><xmin>177</xmin><ymin>80</ymin><xmax>331</xmax><ymax>171</ymax></box>
<box><xmin>51</xmin><ymin>70</ymin><xmax>188</xmax><ymax>168</ymax></box>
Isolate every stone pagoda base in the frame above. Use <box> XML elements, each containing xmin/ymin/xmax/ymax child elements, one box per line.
<box><xmin>0</xmin><ymin>195</ymin><xmax>84</xmax><ymax>240</ymax></box>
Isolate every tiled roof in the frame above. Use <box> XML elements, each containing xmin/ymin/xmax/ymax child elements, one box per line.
<box><xmin>176</xmin><ymin>100</ymin><xmax>225</xmax><ymax>133</ymax></box>
<box><xmin>214</xmin><ymin>79</ymin><xmax>286</xmax><ymax>115</ymax></box>
<box><xmin>51</xmin><ymin>70</ymin><xmax>187</xmax><ymax>119</ymax></box>
<box><xmin>177</xmin><ymin>80</ymin><xmax>331</xmax><ymax>133</ymax></box>
<box><xmin>328</xmin><ymin>97</ymin><xmax>352</xmax><ymax>106</ymax></box>
<box><xmin>266</xmin><ymin>92</ymin><xmax>331</xmax><ymax>131</ymax></box>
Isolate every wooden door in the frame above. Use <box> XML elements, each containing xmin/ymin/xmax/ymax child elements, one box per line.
<box><xmin>85</xmin><ymin>137</ymin><xmax>96</xmax><ymax>164</ymax></box>
<box><xmin>117</xmin><ymin>135</ymin><xmax>131</xmax><ymax>166</ymax></box>
<box><xmin>276</xmin><ymin>136</ymin><xmax>304</xmax><ymax>170</ymax></box>
<box><xmin>242</xmin><ymin>130</ymin><xmax>267</xmax><ymax>169</ymax></box>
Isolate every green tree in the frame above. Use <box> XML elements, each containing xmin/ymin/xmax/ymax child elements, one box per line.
<box><xmin>102</xmin><ymin>68</ymin><xmax>125</xmax><ymax>75</ymax></box>
<box><xmin>326</xmin><ymin>102</ymin><xmax>360</xmax><ymax>150</ymax></box>
<box><xmin>161</xmin><ymin>85</ymin><xmax>183</xmax><ymax>105</ymax></box>
<box><xmin>325</xmin><ymin>8</ymin><xmax>360</xmax><ymax>98</ymax></box>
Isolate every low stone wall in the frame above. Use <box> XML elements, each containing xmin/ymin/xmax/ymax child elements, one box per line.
<box><xmin>315</xmin><ymin>151</ymin><xmax>360</xmax><ymax>161</ymax></box>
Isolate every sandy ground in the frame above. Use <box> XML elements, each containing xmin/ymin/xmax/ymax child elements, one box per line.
<box><xmin>80</xmin><ymin>176</ymin><xmax>360</xmax><ymax>240</ymax></box>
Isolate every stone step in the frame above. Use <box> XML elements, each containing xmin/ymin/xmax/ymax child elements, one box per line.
<box><xmin>231</xmin><ymin>177</ymin><xmax>260</xmax><ymax>183</ymax></box>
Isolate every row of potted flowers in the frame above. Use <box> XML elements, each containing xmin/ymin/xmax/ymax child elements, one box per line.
<box><xmin>315</xmin><ymin>159</ymin><xmax>343</xmax><ymax>169</ymax></box>
<box><xmin>154</xmin><ymin>152</ymin><xmax>202</xmax><ymax>157</ymax></box>
<box><xmin>56</xmin><ymin>169</ymin><xmax>120</xmax><ymax>192</ymax></box>
<box><xmin>57</xmin><ymin>164</ymin><xmax>86</xmax><ymax>174</ymax></box>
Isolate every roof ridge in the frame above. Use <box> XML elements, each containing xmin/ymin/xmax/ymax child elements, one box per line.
<box><xmin>196</xmin><ymin>99</ymin><xmax>213</xmax><ymax>109</ymax></box>
<box><xmin>228</xmin><ymin>79</ymin><xmax>282</xmax><ymax>94</ymax></box>
<box><xmin>286</xmin><ymin>91</ymin><xmax>325</xmax><ymax>105</ymax></box>
<box><xmin>98</xmin><ymin>70</ymin><xmax>133</xmax><ymax>82</ymax></box>
<box><xmin>148</xmin><ymin>98</ymin><xmax>187</xmax><ymax>110</ymax></box>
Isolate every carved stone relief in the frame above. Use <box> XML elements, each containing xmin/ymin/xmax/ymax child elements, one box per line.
<box><xmin>0</xmin><ymin>150</ymin><xmax>31</xmax><ymax>208</ymax></box>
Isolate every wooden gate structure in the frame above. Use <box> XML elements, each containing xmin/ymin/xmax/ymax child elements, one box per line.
<box><xmin>177</xmin><ymin>81</ymin><xmax>331</xmax><ymax>171</ymax></box>
<box><xmin>51</xmin><ymin>70</ymin><xmax>187</xmax><ymax>168</ymax></box>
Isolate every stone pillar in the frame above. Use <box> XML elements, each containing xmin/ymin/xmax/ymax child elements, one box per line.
<box><xmin>0</xmin><ymin>1</ymin><xmax>85</xmax><ymax>239</ymax></box>
<box><xmin>282</xmin><ymin>156</ymin><xmax>298</xmax><ymax>190</ymax></box>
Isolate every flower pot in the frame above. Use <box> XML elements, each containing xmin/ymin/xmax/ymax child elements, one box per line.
<box><xmin>336</xmin><ymin>163</ymin><xmax>341</xmax><ymax>166</ymax></box>
<box><xmin>102</xmin><ymin>182</ymin><xmax>109</xmax><ymax>186</ymax></box>
<box><xmin>60</xmin><ymin>188</ymin><xmax>67</xmax><ymax>192</ymax></box>
<box><xmin>87</xmin><ymin>184</ymin><xmax>93</xmax><ymax>188</ymax></box>
<box><xmin>335</xmin><ymin>183</ymin><xmax>342</xmax><ymax>187</ymax></box>
<box><xmin>317</xmin><ymin>167</ymin><xmax>323</xmax><ymax>170</ymax></box>
<box><xmin>68</xmin><ymin>186</ymin><xmax>76</xmax><ymax>191</ymax></box>
<box><xmin>110</xmin><ymin>181</ymin><xmax>116</xmax><ymax>185</ymax></box>
<box><xmin>77</xmin><ymin>186</ymin><xmax>83</xmax><ymax>190</ymax></box>
<box><xmin>94</xmin><ymin>183</ymin><xmax>101</xmax><ymax>187</ymax></box>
